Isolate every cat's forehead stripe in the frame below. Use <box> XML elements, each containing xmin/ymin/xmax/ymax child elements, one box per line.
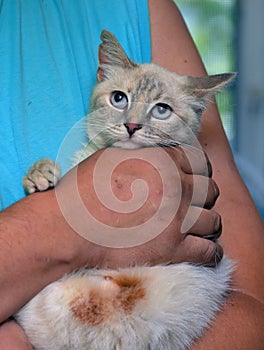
<box><xmin>132</xmin><ymin>74</ymin><xmax>166</xmax><ymax>103</ymax></box>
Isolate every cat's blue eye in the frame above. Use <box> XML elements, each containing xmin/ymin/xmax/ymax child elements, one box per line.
<box><xmin>151</xmin><ymin>103</ymin><xmax>172</xmax><ymax>120</ymax></box>
<box><xmin>110</xmin><ymin>91</ymin><xmax>128</xmax><ymax>110</ymax></box>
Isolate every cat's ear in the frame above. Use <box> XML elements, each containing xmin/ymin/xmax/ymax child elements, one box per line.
<box><xmin>97</xmin><ymin>30</ymin><xmax>138</xmax><ymax>82</ymax></box>
<box><xmin>186</xmin><ymin>73</ymin><xmax>236</xmax><ymax>99</ymax></box>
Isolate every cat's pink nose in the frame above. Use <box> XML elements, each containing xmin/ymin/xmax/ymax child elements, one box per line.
<box><xmin>124</xmin><ymin>123</ymin><xmax>142</xmax><ymax>136</ymax></box>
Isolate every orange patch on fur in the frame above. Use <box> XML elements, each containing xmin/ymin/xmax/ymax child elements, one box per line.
<box><xmin>70</xmin><ymin>290</ymin><xmax>110</xmax><ymax>326</ymax></box>
<box><xmin>112</xmin><ymin>274</ymin><xmax>146</xmax><ymax>313</ymax></box>
<box><xmin>69</xmin><ymin>274</ymin><xmax>146</xmax><ymax>326</ymax></box>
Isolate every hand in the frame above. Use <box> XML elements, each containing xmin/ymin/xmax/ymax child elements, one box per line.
<box><xmin>55</xmin><ymin>146</ymin><xmax>222</xmax><ymax>268</ymax></box>
<box><xmin>0</xmin><ymin>145</ymin><xmax>221</xmax><ymax>323</ymax></box>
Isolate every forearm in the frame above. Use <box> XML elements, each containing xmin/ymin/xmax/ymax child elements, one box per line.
<box><xmin>0</xmin><ymin>153</ymin><xmax>111</xmax><ymax>321</ymax></box>
<box><xmin>190</xmin><ymin>291</ymin><xmax>264</xmax><ymax>350</ymax></box>
<box><xmin>0</xmin><ymin>147</ymin><xmax>222</xmax><ymax>323</ymax></box>
<box><xmin>149</xmin><ymin>1</ymin><xmax>264</xmax><ymax>348</ymax></box>
<box><xmin>201</xmin><ymin>103</ymin><xmax>264</xmax><ymax>302</ymax></box>
<box><xmin>0</xmin><ymin>190</ymin><xmax>93</xmax><ymax>321</ymax></box>
<box><xmin>149</xmin><ymin>0</ymin><xmax>264</xmax><ymax>301</ymax></box>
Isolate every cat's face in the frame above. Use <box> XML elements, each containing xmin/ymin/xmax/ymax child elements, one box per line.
<box><xmin>87</xmin><ymin>30</ymin><xmax>234</xmax><ymax>149</ymax></box>
<box><xmin>88</xmin><ymin>64</ymin><xmax>204</xmax><ymax>149</ymax></box>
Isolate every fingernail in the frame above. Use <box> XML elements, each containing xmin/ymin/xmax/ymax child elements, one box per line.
<box><xmin>214</xmin><ymin>182</ymin><xmax>220</xmax><ymax>199</ymax></box>
<box><xmin>215</xmin><ymin>244</ymin><xmax>224</xmax><ymax>264</ymax></box>
<box><xmin>214</xmin><ymin>215</ymin><xmax>222</xmax><ymax>239</ymax></box>
<box><xmin>207</xmin><ymin>160</ymin><xmax>213</xmax><ymax>177</ymax></box>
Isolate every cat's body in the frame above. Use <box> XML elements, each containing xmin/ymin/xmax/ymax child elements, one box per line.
<box><xmin>17</xmin><ymin>31</ymin><xmax>235</xmax><ymax>350</ymax></box>
<box><xmin>16</xmin><ymin>259</ymin><xmax>232</xmax><ymax>350</ymax></box>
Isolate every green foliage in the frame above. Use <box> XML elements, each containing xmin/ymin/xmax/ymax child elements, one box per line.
<box><xmin>174</xmin><ymin>0</ymin><xmax>237</xmax><ymax>139</ymax></box>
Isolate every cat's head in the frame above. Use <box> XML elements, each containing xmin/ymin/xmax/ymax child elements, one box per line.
<box><xmin>88</xmin><ymin>30</ymin><xmax>235</xmax><ymax>149</ymax></box>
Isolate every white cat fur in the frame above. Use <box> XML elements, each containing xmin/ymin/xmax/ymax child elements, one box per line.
<box><xmin>16</xmin><ymin>258</ymin><xmax>233</xmax><ymax>350</ymax></box>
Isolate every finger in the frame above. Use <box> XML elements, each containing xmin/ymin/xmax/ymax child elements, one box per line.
<box><xmin>184</xmin><ymin>207</ymin><xmax>222</xmax><ymax>240</ymax></box>
<box><xmin>166</xmin><ymin>146</ymin><xmax>212</xmax><ymax>176</ymax></box>
<box><xmin>177</xmin><ymin>235</ymin><xmax>224</xmax><ymax>267</ymax></box>
<box><xmin>187</xmin><ymin>175</ymin><xmax>219</xmax><ymax>208</ymax></box>
<box><xmin>0</xmin><ymin>320</ymin><xmax>33</xmax><ymax>350</ymax></box>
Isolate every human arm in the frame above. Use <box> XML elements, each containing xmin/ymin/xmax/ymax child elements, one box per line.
<box><xmin>0</xmin><ymin>147</ymin><xmax>221</xmax><ymax>323</ymax></box>
<box><xmin>148</xmin><ymin>0</ymin><xmax>264</xmax><ymax>348</ymax></box>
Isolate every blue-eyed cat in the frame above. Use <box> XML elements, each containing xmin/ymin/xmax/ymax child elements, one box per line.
<box><xmin>17</xmin><ymin>30</ymin><xmax>235</xmax><ymax>350</ymax></box>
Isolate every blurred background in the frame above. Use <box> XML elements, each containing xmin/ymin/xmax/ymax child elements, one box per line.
<box><xmin>175</xmin><ymin>0</ymin><xmax>264</xmax><ymax>219</ymax></box>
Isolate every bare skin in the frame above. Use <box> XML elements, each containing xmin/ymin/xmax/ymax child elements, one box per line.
<box><xmin>148</xmin><ymin>0</ymin><xmax>264</xmax><ymax>348</ymax></box>
<box><xmin>0</xmin><ymin>321</ymin><xmax>32</xmax><ymax>350</ymax></box>
<box><xmin>0</xmin><ymin>147</ymin><xmax>220</xmax><ymax>348</ymax></box>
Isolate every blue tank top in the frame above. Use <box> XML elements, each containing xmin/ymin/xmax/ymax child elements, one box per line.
<box><xmin>0</xmin><ymin>0</ymin><xmax>151</xmax><ymax>209</ymax></box>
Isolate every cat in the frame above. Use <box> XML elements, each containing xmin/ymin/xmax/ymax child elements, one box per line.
<box><xmin>17</xmin><ymin>30</ymin><xmax>235</xmax><ymax>350</ymax></box>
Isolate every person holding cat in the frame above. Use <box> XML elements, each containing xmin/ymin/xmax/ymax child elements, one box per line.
<box><xmin>0</xmin><ymin>0</ymin><xmax>263</xmax><ymax>349</ymax></box>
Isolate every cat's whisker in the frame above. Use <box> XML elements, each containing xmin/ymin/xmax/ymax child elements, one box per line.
<box><xmin>157</xmin><ymin>140</ymin><xmax>182</xmax><ymax>148</ymax></box>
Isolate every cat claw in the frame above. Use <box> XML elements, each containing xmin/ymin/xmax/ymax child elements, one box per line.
<box><xmin>22</xmin><ymin>158</ymin><xmax>61</xmax><ymax>194</ymax></box>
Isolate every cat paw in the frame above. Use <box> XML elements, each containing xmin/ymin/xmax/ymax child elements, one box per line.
<box><xmin>22</xmin><ymin>158</ymin><xmax>61</xmax><ymax>194</ymax></box>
